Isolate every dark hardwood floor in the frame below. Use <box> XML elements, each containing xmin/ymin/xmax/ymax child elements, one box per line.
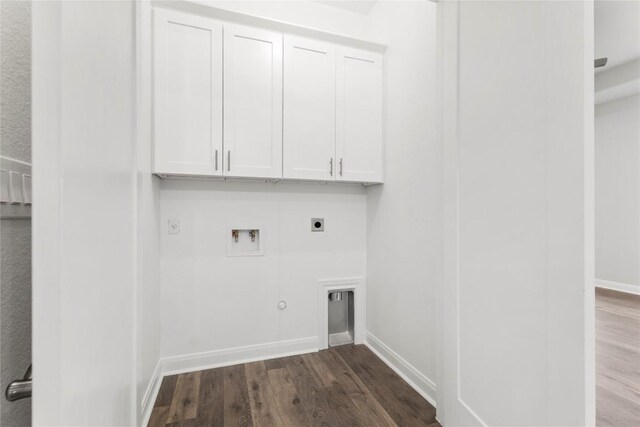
<box><xmin>149</xmin><ymin>344</ymin><xmax>439</xmax><ymax>427</ymax></box>
<box><xmin>596</xmin><ymin>288</ymin><xmax>640</xmax><ymax>427</ymax></box>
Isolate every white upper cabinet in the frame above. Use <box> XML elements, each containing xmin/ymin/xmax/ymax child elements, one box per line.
<box><xmin>224</xmin><ymin>24</ymin><xmax>283</xmax><ymax>179</ymax></box>
<box><xmin>336</xmin><ymin>48</ymin><xmax>384</xmax><ymax>183</ymax></box>
<box><xmin>151</xmin><ymin>8</ymin><xmax>384</xmax><ymax>184</ymax></box>
<box><xmin>283</xmin><ymin>36</ymin><xmax>336</xmax><ymax>181</ymax></box>
<box><xmin>153</xmin><ymin>9</ymin><xmax>223</xmax><ymax>176</ymax></box>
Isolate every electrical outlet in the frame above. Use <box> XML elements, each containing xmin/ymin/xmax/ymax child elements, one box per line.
<box><xmin>168</xmin><ymin>219</ymin><xmax>180</xmax><ymax>235</ymax></box>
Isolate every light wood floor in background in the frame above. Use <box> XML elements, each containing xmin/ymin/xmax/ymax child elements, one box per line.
<box><xmin>148</xmin><ymin>344</ymin><xmax>439</xmax><ymax>427</ymax></box>
<box><xmin>596</xmin><ymin>287</ymin><xmax>640</xmax><ymax>427</ymax></box>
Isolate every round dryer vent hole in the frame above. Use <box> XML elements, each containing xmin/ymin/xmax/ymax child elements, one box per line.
<box><xmin>311</xmin><ymin>218</ymin><xmax>324</xmax><ymax>232</ymax></box>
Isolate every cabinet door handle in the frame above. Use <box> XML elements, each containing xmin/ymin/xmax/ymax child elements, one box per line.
<box><xmin>227</xmin><ymin>151</ymin><xmax>231</xmax><ymax>172</ymax></box>
<box><xmin>330</xmin><ymin>158</ymin><xmax>333</xmax><ymax>176</ymax></box>
<box><xmin>215</xmin><ymin>150</ymin><xmax>218</xmax><ymax>171</ymax></box>
<box><xmin>339</xmin><ymin>158</ymin><xmax>343</xmax><ymax>176</ymax></box>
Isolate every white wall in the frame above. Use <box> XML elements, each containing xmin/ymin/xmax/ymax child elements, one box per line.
<box><xmin>364</xmin><ymin>0</ymin><xmax>440</xmax><ymax>400</ymax></box>
<box><xmin>595</xmin><ymin>94</ymin><xmax>640</xmax><ymax>290</ymax></box>
<box><xmin>0</xmin><ymin>3</ymin><xmax>32</xmax><ymax>425</ymax></box>
<box><xmin>32</xmin><ymin>1</ymin><xmax>137</xmax><ymax>424</ymax></box>
<box><xmin>160</xmin><ymin>181</ymin><xmax>366</xmax><ymax>357</ymax></box>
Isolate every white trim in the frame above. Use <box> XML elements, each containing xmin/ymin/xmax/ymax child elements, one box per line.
<box><xmin>435</xmin><ymin>2</ymin><xmax>445</xmax><ymax>424</ymax></box>
<box><xmin>32</xmin><ymin>2</ymin><xmax>63</xmax><ymax>422</ymax></box>
<box><xmin>153</xmin><ymin>0</ymin><xmax>388</xmax><ymax>53</ymax></box>
<box><xmin>596</xmin><ymin>279</ymin><xmax>640</xmax><ymax>296</ymax></box>
<box><xmin>140</xmin><ymin>336</ymin><xmax>318</xmax><ymax>426</ymax></box>
<box><xmin>154</xmin><ymin>173</ymin><xmax>381</xmax><ymax>186</ymax></box>
<box><xmin>365</xmin><ymin>331</ymin><xmax>437</xmax><ymax>409</ymax></box>
<box><xmin>583</xmin><ymin>3</ymin><xmax>597</xmax><ymax>426</ymax></box>
<box><xmin>161</xmin><ymin>336</ymin><xmax>317</xmax><ymax>375</ymax></box>
<box><xmin>140</xmin><ymin>360</ymin><xmax>163</xmax><ymax>427</ymax></box>
<box><xmin>318</xmin><ymin>277</ymin><xmax>365</xmax><ymax>350</ymax></box>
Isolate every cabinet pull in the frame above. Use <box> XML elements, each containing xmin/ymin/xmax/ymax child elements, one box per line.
<box><xmin>215</xmin><ymin>150</ymin><xmax>218</xmax><ymax>171</ymax></box>
<box><xmin>227</xmin><ymin>151</ymin><xmax>231</xmax><ymax>172</ymax></box>
<box><xmin>339</xmin><ymin>158</ymin><xmax>343</xmax><ymax>176</ymax></box>
<box><xmin>330</xmin><ymin>158</ymin><xmax>333</xmax><ymax>176</ymax></box>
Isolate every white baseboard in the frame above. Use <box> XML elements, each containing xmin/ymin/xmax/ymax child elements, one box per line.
<box><xmin>596</xmin><ymin>279</ymin><xmax>640</xmax><ymax>296</ymax></box>
<box><xmin>140</xmin><ymin>336</ymin><xmax>318</xmax><ymax>426</ymax></box>
<box><xmin>159</xmin><ymin>336</ymin><xmax>318</xmax><ymax>376</ymax></box>
<box><xmin>365</xmin><ymin>331</ymin><xmax>437</xmax><ymax>408</ymax></box>
<box><xmin>140</xmin><ymin>361</ymin><xmax>163</xmax><ymax>427</ymax></box>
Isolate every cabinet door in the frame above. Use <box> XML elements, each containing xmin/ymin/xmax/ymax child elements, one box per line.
<box><xmin>283</xmin><ymin>36</ymin><xmax>336</xmax><ymax>180</ymax></box>
<box><xmin>153</xmin><ymin>9</ymin><xmax>223</xmax><ymax>175</ymax></box>
<box><xmin>336</xmin><ymin>48</ymin><xmax>384</xmax><ymax>183</ymax></box>
<box><xmin>224</xmin><ymin>24</ymin><xmax>283</xmax><ymax>179</ymax></box>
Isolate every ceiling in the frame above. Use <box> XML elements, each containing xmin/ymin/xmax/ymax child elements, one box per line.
<box><xmin>595</xmin><ymin>0</ymin><xmax>640</xmax><ymax>72</ymax></box>
<box><xmin>315</xmin><ymin>1</ymin><xmax>378</xmax><ymax>16</ymax></box>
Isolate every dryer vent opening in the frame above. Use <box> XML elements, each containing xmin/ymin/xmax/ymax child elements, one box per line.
<box><xmin>328</xmin><ymin>291</ymin><xmax>354</xmax><ymax>347</ymax></box>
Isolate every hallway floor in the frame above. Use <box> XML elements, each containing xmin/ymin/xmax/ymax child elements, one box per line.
<box><xmin>596</xmin><ymin>288</ymin><xmax>640</xmax><ymax>427</ymax></box>
<box><xmin>148</xmin><ymin>344</ymin><xmax>439</xmax><ymax>427</ymax></box>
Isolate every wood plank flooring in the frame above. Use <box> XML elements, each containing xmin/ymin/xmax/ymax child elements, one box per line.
<box><xmin>149</xmin><ymin>345</ymin><xmax>439</xmax><ymax>427</ymax></box>
<box><xmin>596</xmin><ymin>287</ymin><xmax>640</xmax><ymax>427</ymax></box>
